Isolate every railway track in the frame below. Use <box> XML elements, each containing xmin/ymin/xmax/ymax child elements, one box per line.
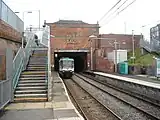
<box><xmin>82</xmin><ymin>72</ymin><xmax>160</xmax><ymax>106</ymax></box>
<box><xmin>80</xmin><ymin>73</ymin><xmax>160</xmax><ymax>117</ymax></box>
<box><xmin>63</xmin><ymin>78</ymin><xmax>122</xmax><ymax>120</ymax></box>
<box><xmin>73</xmin><ymin>73</ymin><xmax>160</xmax><ymax>120</ymax></box>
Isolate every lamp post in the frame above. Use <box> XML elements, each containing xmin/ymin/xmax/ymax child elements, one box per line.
<box><xmin>89</xmin><ymin>35</ymin><xmax>97</xmax><ymax>70</ymax></box>
<box><xmin>114</xmin><ymin>40</ymin><xmax>118</xmax><ymax>72</ymax></box>
<box><xmin>15</xmin><ymin>10</ymin><xmax>40</xmax><ymax>29</ymax></box>
<box><xmin>132</xmin><ymin>30</ymin><xmax>135</xmax><ymax>63</ymax></box>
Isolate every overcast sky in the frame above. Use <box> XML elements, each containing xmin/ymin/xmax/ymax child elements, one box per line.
<box><xmin>3</xmin><ymin>0</ymin><xmax>160</xmax><ymax>40</ymax></box>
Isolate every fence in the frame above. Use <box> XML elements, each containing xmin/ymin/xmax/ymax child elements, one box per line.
<box><xmin>0</xmin><ymin>32</ymin><xmax>36</xmax><ymax>109</ymax></box>
<box><xmin>0</xmin><ymin>49</ymin><xmax>13</xmax><ymax>109</ymax></box>
<box><xmin>0</xmin><ymin>79</ymin><xmax>11</xmax><ymax>109</ymax></box>
<box><xmin>0</xmin><ymin>0</ymin><xmax>24</xmax><ymax>33</ymax></box>
<box><xmin>140</xmin><ymin>37</ymin><xmax>160</xmax><ymax>52</ymax></box>
<box><xmin>140</xmin><ymin>37</ymin><xmax>152</xmax><ymax>52</ymax></box>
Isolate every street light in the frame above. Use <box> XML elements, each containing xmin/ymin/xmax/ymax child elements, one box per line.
<box><xmin>89</xmin><ymin>35</ymin><xmax>97</xmax><ymax>70</ymax></box>
<box><xmin>132</xmin><ymin>30</ymin><xmax>135</xmax><ymax>63</ymax></box>
<box><xmin>15</xmin><ymin>10</ymin><xmax>40</xmax><ymax>29</ymax></box>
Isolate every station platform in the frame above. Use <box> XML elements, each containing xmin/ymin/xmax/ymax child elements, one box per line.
<box><xmin>0</xmin><ymin>72</ymin><xmax>84</xmax><ymax>120</ymax></box>
<box><xmin>93</xmin><ymin>71</ymin><xmax>160</xmax><ymax>89</ymax></box>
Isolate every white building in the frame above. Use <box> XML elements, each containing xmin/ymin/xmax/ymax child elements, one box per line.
<box><xmin>107</xmin><ymin>50</ymin><xmax>127</xmax><ymax>64</ymax></box>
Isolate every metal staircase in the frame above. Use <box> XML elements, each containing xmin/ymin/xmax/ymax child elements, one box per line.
<box><xmin>14</xmin><ymin>50</ymin><xmax>48</xmax><ymax>102</ymax></box>
<box><xmin>0</xmin><ymin>25</ymin><xmax>51</xmax><ymax>108</ymax></box>
<box><xmin>12</xmin><ymin>25</ymin><xmax>51</xmax><ymax>102</ymax></box>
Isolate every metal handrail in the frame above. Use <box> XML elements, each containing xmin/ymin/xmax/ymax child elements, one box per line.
<box><xmin>12</xmin><ymin>32</ymin><xmax>36</xmax><ymax>90</ymax></box>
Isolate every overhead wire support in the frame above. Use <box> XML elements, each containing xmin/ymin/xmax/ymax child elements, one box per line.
<box><xmin>99</xmin><ymin>0</ymin><xmax>122</xmax><ymax>22</ymax></box>
<box><xmin>101</xmin><ymin>0</ymin><xmax>137</xmax><ymax>27</ymax></box>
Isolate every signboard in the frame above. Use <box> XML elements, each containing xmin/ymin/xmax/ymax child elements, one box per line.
<box><xmin>54</xmin><ymin>49</ymin><xmax>89</xmax><ymax>53</ymax></box>
<box><xmin>156</xmin><ymin>58</ymin><xmax>160</xmax><ymax>77</ymax></box>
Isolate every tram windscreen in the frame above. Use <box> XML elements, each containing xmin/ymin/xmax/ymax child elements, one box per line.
<box><xmin>63</xmin><ymin>60</ymin><xmax>74</xmax><ymax>68</ymax></box>
<box><xmin>60</xmin><ymin>59</ymin><xmax>74</xmax><ymax>69</ymax></box>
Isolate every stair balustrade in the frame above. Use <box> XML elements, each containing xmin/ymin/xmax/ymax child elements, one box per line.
<box><xmin>12</xmin><ymin>32</ymin><xmax>36</xmax><ymax>91</ymax></box>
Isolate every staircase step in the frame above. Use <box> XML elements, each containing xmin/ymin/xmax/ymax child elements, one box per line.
<box><xmin>20</xmin><ymin>77</ymin><xmax>46</xmax><ymax>80</ymax></box>
<box><xmin>27</xmin><ymin>68</ymin><xmax>47</xmax><ymax>70</ymax></box>
<box><xmin>26</xmin><ymin>68</ymin><xmax>46</xmax><ymax>70</ymax></box>
<box><xmin>30</xmin><ymin>55</ymin><xmax>47</xmax><ymax>57</ymax></box>
<box><xmin>19</xmin><ymin>80</ymin><xmax>46</xmax><ymax>83</ymax></box>
<box><xmin>15</xmin><ymin>89</ymin><xmax>47</xmax><ymax>94</ymax></box>
<box><xmin>26</xmin><ymin>69</ymin><xmax>47</xmax><ymax>71</ymax></box>
<box><xmin>14</xmin><ymin>98</ymin><xmax>47</xmax><ymax>102</ymax></box>
<box><xmin>14</xmin><ymin>93</ymin><xmax>47</xmax><ymax>97</ymax></box>
<box><xmin>27</xmin><ymin>66</ymin><xmax>46</xmax><ymax>68</ymax></box>
<box><xmin>28</xmin><ymin>64</ymin><xmax>46</xmax><ymax>67</ymax></box>
<box><xmin>16</xmin><ymin>86</ymin><xmax>47</xmax><ymax>90</ymax></box>
<box><xmin>29</xmin><ymin>61</ymin><xmax>47</xmax><ymax>63</ymax></box>
<box><xmin>18</xmin><ymin>83</ymin><xmax>47</xmax><ymax>86</ymax></box>
<box><xmin>28</xmin><ymin>63</ymin><xmax>47</xmax><ymax>65</ymax></box>
<box><xmin>21</xmin><ymin>71</ymin><xmax>46</xmax><ymax>75</ymax></box>
<box><xmin>26</xmin><ymin>69</ymin><xmax>46</xmax><ymax>71</ymax></box>
<box><xmin>28</xmin><ymin>64</ymin><xmax>47</xmax><ymax>66</ymax></box>
<box><xmin>14</xmin><ymin>97</ymin><xmax>47</xmax><ymax>102</ymax></box>
<box><xmin>29</xmin><ymin>60</ymin><xmax>47</xmax><ymax>61</ymax></box>
<box><xmin>20</xmin><ymin>74</ymin><xmax>46</xmax><ymax>77</ymax></box>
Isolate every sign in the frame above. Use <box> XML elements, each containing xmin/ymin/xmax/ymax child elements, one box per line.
<box><xmin>54</xmin><ymin>49</ymin><xmax>89</xmax><ymax>53</ymax></box>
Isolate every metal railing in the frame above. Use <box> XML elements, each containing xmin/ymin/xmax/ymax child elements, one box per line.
<box><xmin>0</xmin><ymin>25</ymin><xmax>51</xmax><ymax>109</ymax></box>
<box><xmin>0</xmin><ymin>79</ymin><xmax>11</xmax><ymax>109</ymax></box>
<box><xmin>12</xmin><ymin>32</ymin><xmax>36</xmax><ymax>90</ymax></box>
<box><xmin>0</xmin><ymin>48</ymin><xmax>13</xmax><ymax>109</ymax></box>
<box><xmin>0</xmin><ymin>0</ymin><xmax>24</xmax><ymax>33</ymax></box>
<box><xmin>47</xmin><ymin>27</ymin><xmax>51</xmax><ymax>101</ymax></box>
<box><xmin>140</xmin><ymin>38</ymin><xmax>152</xmax><ymax>52</ymax></box>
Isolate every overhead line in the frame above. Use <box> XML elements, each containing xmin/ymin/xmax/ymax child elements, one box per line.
<box><xmin>100</xmin><ymin>0</ymin><xmax>130</xmax><ymax>25</ymax></box>
<box><xmin>101</xmin><ymin>0</ymin><xmax>136</xmax><ymax>27</ymax></box>
<box><xmin>99</xmin><ymin>0</ymin><xmax>122</xmax><ymax>22</ymax></box>
<box><xmin>117</xmin><ymin>0</ymin><xmax>136</xmax><ymax>15</ymax></box>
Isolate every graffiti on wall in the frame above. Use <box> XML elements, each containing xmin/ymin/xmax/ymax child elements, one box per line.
<box><xmin>65</xmin><ymin>32</ymin><xmax>82</xmax><ymax>44</ymax></box>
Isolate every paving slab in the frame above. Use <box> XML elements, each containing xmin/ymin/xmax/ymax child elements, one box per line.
<box><xmin>53</xmin><ymin>109</ymin><xmax>79</xmax><ymax>119</ymax></box>
<box><xmin>0</xmin><ymin>109</ymin><xmax>53</xmax><ymax>120</ymax></box>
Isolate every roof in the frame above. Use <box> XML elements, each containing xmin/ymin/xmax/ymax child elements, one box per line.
<box><xmin>48</xmin><ymin>20</ymin><xmax>89</xmax><ymax>25</ymax></box>
<box><xmin>98</xmin><ymin>33</ymin><xmax>141</xmax><ymax>48</ymax></box>
<box><xmin>46</xmin><ymin>20</ymin><xmax>100</xmax><ymax>28</ymax></box>
<box><xmin>60</xmin><ymin>57</ymin><xmax>74</xmax><ymax>61</ymax></box>
<box><xmin>99</xmin><ymin>33</ymin><xmax>141</xmax><ymax>40</ymax></box>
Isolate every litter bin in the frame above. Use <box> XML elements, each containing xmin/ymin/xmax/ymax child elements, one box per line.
<box><xmin>141</xmin><ymin>66</ymin><xmax>146</xmax><ymax>74</ymax></box>
<box><xmin>119</xmin><ymin>62</ymin><xmax>128</xmax><ymax>75</ymax></box>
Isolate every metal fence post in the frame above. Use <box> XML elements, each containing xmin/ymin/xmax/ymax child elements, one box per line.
<box><xmin>6</xmin><ymin>48</ymin><xmax>13</xmax><ymax>102</ymax></box>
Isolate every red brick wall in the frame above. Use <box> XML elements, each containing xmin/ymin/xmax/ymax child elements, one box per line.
<box><xmin>97</xmin><ymin>34</ymin><xmax>141</xmax><ymax>51</ymax></box>
<box><xmin>0</xmin><ymin>19</ymin><xmax>22</xmax><ymax>43</ymax></box>
<box><xmin>47</xmin><ymin>22</ymin><xmax>99</xmax><ymax>64</ymax></box>
<box><xmin>0</xmin><ymin>19</ymin><xmax>22</xmax><ymax>79</ymax></box>
<box><xmin>0</xmin><ymin>49</ymin><xmax>6</xmax><ymax>80</ymax></box>
<box><xmin>95</xmin><ymin>56</ymin><xmax>115</xmax><ymax>73</ymax></box>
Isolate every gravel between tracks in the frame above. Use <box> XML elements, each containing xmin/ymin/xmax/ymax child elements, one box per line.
<box><xmin>72</xmin><ymin>75</ymin><xmax>156</xmax><ymax>120</ymax></box>
<box><xmin>77</xmin><ymin>74</ymin><xmax>160</xmax><ymax>119</ymax></box>
<box><xmin>64</xmin><ymin>79</ymin><xmax>120</xmax><ymax>120</ymax></box>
